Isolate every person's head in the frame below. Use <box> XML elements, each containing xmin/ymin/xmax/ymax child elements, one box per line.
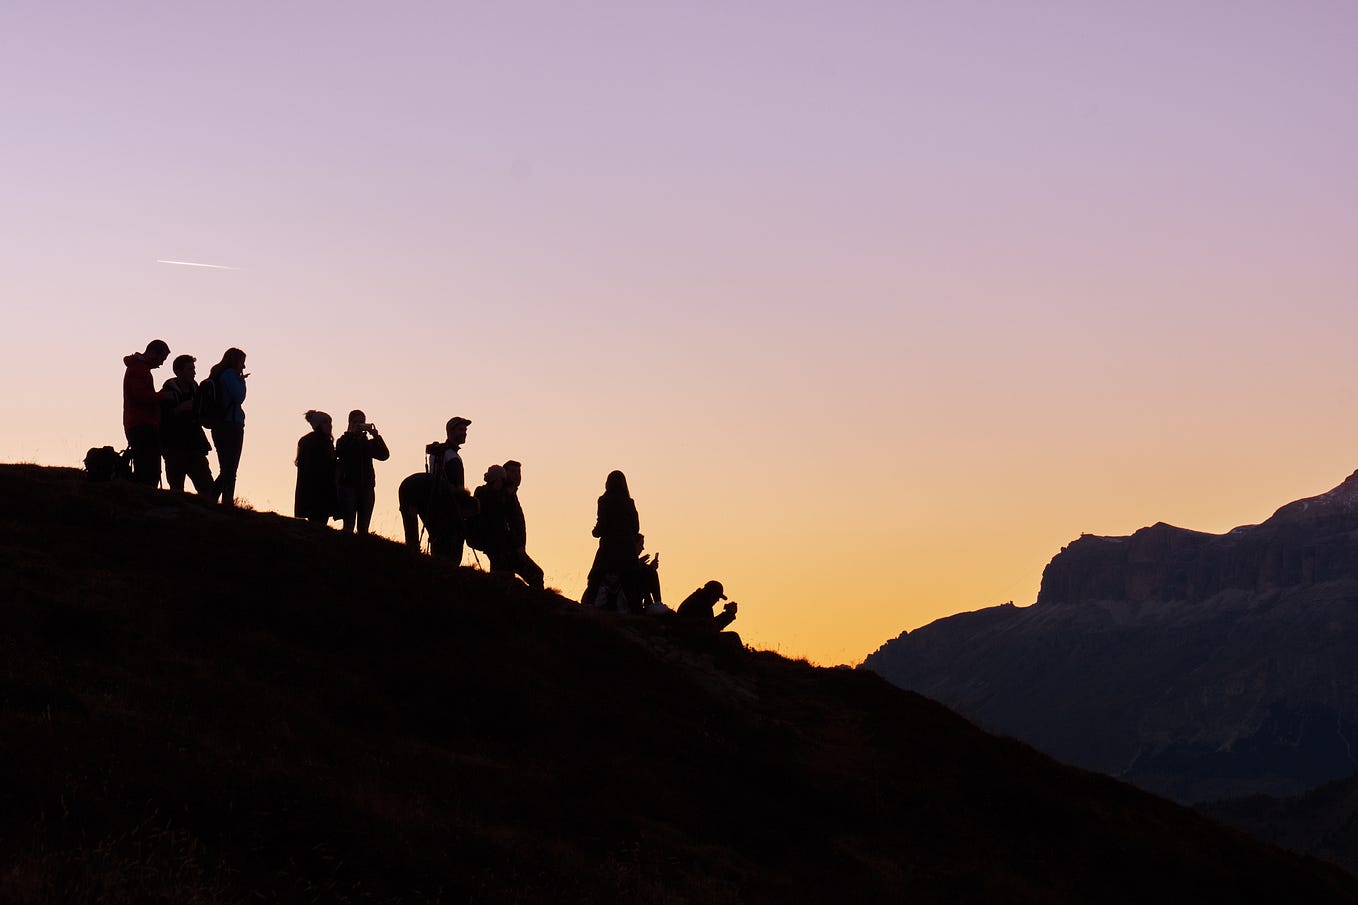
<box><xmin>304</xmin><ymin>410</ymin><xmax>333</xmax><ymax>436</ymax></box>
<box><xmin>215</xmin><ymin>347</ymin><xmax>246</xmax><ymax>374</ymax></box>
<box><xmin>504</xmin><ymin>460</ymin><xmax>522</xmax><ymax>488</ymax></box>
<box><xmin>604</xmin><ymin>470</ymin><xmax>629</xmax><ymax>497</ymax></box>
<box><xmin>702</xmin><ymin>580</ymin><xmax>727</xmax><ymax>601</ymax></box>
<box><xmin>484</xmin><ymin>464</ymin><xmax>506</xmax><ymax>486</ymax></box>
<box><xmin>635</xmin><ymin>533</ymin><xmax>646</xmax><ymax>555</ymax></box>
<box><xmin>172</xmin><ymin>354</ymin><xmax>196</xmax><ymax>380</ymax></box>
<box><xmin>348</xmin><ymin>410</ymin><xmax>367</xmax><ymax>432</ymax></box>
<box><xmin>445</xmin><ymin>416</ymin><xmax>471</xmax><ymax>446</ymax></box>
<box><xmin>145</xmin><ymin>339</ymin><xmax>170</xmax><ymax>368</ymax></box>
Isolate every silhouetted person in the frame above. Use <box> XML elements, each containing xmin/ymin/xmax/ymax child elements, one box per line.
<box><xmin>335</xmin><ymin>409</ymin><xmax>390</xmax><ymax>534</ymax></box>
<box><xmin>677</xmin><ymin>581</ymin><xmax>737</xmax><ymax>631</ymax></box>
<box><xmin>160</xmin><ymin>354</ymin><xmax>214</xmax><ymax>494</ymax></box>
<box><xmin>209</xmin><ymin>347</ymin><xmax>248</xmax><ymax>507</ymax></box>
<box><xmin>503</xmin><ymin>460</ymin><xmax>545</xmax><ymax>590</ymax></box>
<box><xmin>628</xmin><ymin>534</ymin><xmax>665</xmax><ymax>613</ymax></box>
<box><xmin>294</xmin><ymin>410</ymin><xmax>337</xmax><ymax>525</ymax></box>
<box><xmin>122</xmin><ymin>339</ymin><xmax>170</xmax><ymax>487</ymax></box>
<box><xmin>583</xmin><ymin>470</ymin><xmax>640</xmax><ymax>611</ymax></box>
<box><xmin>430</xmin><ymin>416</ymin><xmax>473</xmax><ymax>561</ymax></box>
<box><xmin>473</xmin><ymin>464</ymin><xmax>514</xmax><ymax>574</ymax></box>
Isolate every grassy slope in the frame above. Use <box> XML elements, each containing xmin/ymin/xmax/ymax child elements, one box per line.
<box><xmin>2</xmin><ymin>464</ymin><xmax>1356</xmax><ymax>904</ymax></box>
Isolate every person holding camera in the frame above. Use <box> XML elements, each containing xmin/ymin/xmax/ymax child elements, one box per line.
<box><xmin>335</xmin><ymin>409</ymin><xmax>390</xmax><ymax>535</ymax></box>
<box><xmin>677</xmin><ymin>580</ymin><xmax>738</xmax><ymax>631</ymax></box>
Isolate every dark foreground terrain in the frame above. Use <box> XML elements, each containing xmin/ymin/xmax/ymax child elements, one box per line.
<box><xmin>2</xmin><ymin>464</ymin><xmax>1356</xmax><ymax>904</ymax></box>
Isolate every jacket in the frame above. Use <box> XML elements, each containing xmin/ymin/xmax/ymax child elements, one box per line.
<box><xmin>122</xmin><ymin>354</ymin><xmax>160</xmax><ymax>429</ymax></box>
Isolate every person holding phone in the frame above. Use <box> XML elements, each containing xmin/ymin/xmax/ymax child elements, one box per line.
<box><xmin>335</xmin><ymin>409</ymin><xmax>390</xmax><ymax>534</ymax></box>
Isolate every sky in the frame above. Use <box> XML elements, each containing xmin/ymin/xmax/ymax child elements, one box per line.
<box><xmin>3</xmin><ymin>2</ymin><xmax>1357</xmax><ymax>666</ymax></box>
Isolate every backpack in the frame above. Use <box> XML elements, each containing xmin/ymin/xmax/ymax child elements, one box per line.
<box><xmin>463</xmin><ymin>497</ymin><xmax>488</xmax><ymax>552</ymax></box>
<box><xmin>84</xmin><ymin>446</ymin><xmax>132</xmax><ymax>481</ymax></box>
<box><xmin>196</xmin><ymin>375</ymin><xmax>225</xmax><ymax>430</ymax></box>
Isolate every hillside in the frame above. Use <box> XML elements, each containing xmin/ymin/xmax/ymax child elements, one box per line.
<box><xmin>1201</xmin><ymin>774</ymin><xmax>1358</xmax><ymax>878</ymax></box>
<box><xmin>3</xmin><ymin>465</ymin><xmax>1356</xmax><ymax>903</ymax></box>
<box><xmin>863</xmin><ymin>470</ymin><xmax>1358</xmax><ymax>804</ymax></box>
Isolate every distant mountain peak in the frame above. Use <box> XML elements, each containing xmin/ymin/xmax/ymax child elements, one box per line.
<box><xmin>864</xmin><ymin>467</ymin><xmax>1358</xmax><ymax>810</ymax></box>
<box><xmin>1266</xmin><ymin>468</ymin><xmax>1358</xmax><ymax>525</ymax></box>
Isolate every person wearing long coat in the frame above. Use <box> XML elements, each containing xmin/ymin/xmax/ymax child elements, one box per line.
<box><xmin>294</xmin><ymin>410</ymin><xmax>337</xmax><ymax>525</ymax></box>
<box><xmin>583</xmin><ymin>470</ymin><xmax>640</xmax><ymax>611</ymax></box>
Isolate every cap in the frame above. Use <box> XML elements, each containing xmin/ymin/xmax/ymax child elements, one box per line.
<box><xmin>446</xmin><ymin>416</ymin><xmax>472</xmax><ymax>431</ymax></box>
<box><xmin>703</xmin><ymin>580</ymin><xmax>726</xmax><ymax>599</ymax></box>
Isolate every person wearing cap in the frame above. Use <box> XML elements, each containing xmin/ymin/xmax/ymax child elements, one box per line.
<box><xmin>426</xmin><ymin>416</ymin><xmax>473</xmax><ymax>561</ymax></box>
<box><xmin>122</xmin><ymin>339</ymin><xmax>171</xmax><ymax>487</ymax></box>
<box><xmin>677</xmin><ymin>580</ymin><xmax>738</xmax><ymax>631</ymax></box>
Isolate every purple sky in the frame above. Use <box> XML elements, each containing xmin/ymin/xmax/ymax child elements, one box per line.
<box><xmin>4</xmin><ymin>2</ymin><xmax>1357</xmax><ymax>664</ymax></box>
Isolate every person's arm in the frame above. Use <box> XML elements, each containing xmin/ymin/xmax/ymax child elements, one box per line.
<box><xmin>222</xmin><ymin>369</ymin><xmax>246</xmax><ymax>405</ymax></box>
<box><xmin>126</xmin><ymin>368</ymin><xmax>158</xmax><ymax>408</ymax></box>
<box><xmin>713</xmin><ymin>602</ymin><xmax>737</xmax><ymax>631</ymax></box>
<box><xmin>369</xmin><ymin>434</ymin><xmax>390</xmax><ymax>461</ymax></box>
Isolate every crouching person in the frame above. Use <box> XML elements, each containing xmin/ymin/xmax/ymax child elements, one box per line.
<box><xmin>675</xmin><ymin>580</ymin><xmax>743</xmax><ymax>668</ymax></box>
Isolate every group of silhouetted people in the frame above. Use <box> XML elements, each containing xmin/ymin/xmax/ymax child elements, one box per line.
<box><xmin>117</xmin><ymin>340</ymin><xmax>740</xmax><ymax>640</ymax></box>
<box><xmin>579</xmin><ymin>468</ymin><xmax>739</xmax><ymax>637</ymax></box>
<box><xmin>294</xmin><ymin>409</ymin><xmax>391</xmax><ymax>534</ymax></box>
<box><xmin>122</xmin><ymin>339</ymin><xmax>248</xmax><ymax>506</ymax></box>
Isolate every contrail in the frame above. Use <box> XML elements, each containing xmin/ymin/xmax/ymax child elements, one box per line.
<box><xmin>157</xmin><ymin>259</ymin><xmax>239</xmax><ymax>270</ymax></box>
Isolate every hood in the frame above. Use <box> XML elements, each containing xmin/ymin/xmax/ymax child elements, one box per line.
<box><xmin>124</xmin><ymin>353</ymin><xmax>147</xmax><ymax>368</ymax></box>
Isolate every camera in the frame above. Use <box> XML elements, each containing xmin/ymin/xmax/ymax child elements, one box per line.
<box><xmin>365</xmin><ymin>423</ymin><xmax>376</xmax><ymax>432</ymax></box>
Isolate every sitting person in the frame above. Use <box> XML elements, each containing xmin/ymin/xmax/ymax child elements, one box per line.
<box><xmin>628</xmin><ymin>534</ymin><xmax>666</xmax><ymax>614</ymax></box>
<box><xmin>677</xmin><ymin>580</ymin><xmax>737</xmax><ymax>631</ymax></box>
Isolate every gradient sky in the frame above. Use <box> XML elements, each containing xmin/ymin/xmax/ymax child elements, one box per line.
<box><xmin>4</xmin><ymin>2</ymin><xmax>1357</xmax><ymax>665</ymax></box>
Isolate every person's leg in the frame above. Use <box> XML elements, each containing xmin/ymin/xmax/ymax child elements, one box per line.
<box><xmin>514</xmin><ymin>551</ymin><xmax>545</xmax><ymax>590</ymax></box>
<box><xmin>163</xmin><ymin>448</ymin><xmax>187</xmax><ymax>492</ymax></box>
<box><xmin>338</xmin><ymin>486</ymin><xmax>358</xmax><ymax>533</ymax></box>
<box><xmin>125</xmin><ymin>425</ymin><xmax>161</xmax><ymax>487</ymax></box>
<box><xmin>186</xmin><ymin>454</ymin><xmax>215</xmax><ymax>495</ymax></box>
<box><xmin>213</xmin><ymin>425</ymin><xmax>244</xmax><ymax>506</ymax></box>
<box><xmin>356</xmin><ymin>487</ymin><xmax>376</xmax><ymax>535</ymax></box>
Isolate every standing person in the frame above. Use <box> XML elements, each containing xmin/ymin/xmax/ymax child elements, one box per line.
<box><xmin>432</xmin><ymin>416</ymin><xmax>473</xmax><ymax>562</ymax></box>
<box><xmin>472</xmin><ymin>464</ymin><xmax>514</xmax><ymax>574</ymax></box>
<box><xmin>159</xmin><ymin>354</ymin><xmax>214</xmax><ymax>494</ymax></box>
<box><xmin>209</xmin><ymin>347</ymin><xmax>248</xmax><ymax>507</ymax></box>
<box><xmin>294</xmin><ymin>410</ymin><xmax>337</xmax><ymax>525</ymax></box>
<box><xmin>582</xmin><ymin>470</ymin><xmax>640</xmax><ymax>611</ymax></box>
<box><xmin>122</xmin><ymin>339</ymin><xmax>171</xmax><ymax>487</ymax></box>
<box><xmin>503</xmin><ymin>460</ymin><xmax>545</xmax><ymax>590</ymax></box>
<box><xmin>335</xmin><ymin>409</ymin><xmax>390</xmax><ymax>534</ymax></box>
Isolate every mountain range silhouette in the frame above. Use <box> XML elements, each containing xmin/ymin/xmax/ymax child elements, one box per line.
<box><xmin>865</xmin><ymin>469</ymin><xmax>1358</xmax><ymax>862</ymax></box>
<box><xmin>4</xmin><ymin>463</ymin><xmax>1357</xmax><ymax>903</ymax></box>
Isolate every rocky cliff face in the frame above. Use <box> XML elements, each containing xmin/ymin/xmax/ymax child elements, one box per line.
<box><xmin>863</xmin><ymin>471</ymin><xmax>1358</xmax><ymax>804</ymax></box>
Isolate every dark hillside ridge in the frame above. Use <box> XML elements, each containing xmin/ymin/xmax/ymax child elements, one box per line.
<box><xmin>3</xmin><ymin>465</ymin><xmax>1356</xmax><ymax>903</ymax></box>
<box><xmin>1201</xmin><ymin>773</ymin><xmax>1358</xmax><ymax>878</ymax></box>
<box><xmin>865</xmin><ymin>470</ymin><xmax>1358</xmax><ymax>805</ymax></box>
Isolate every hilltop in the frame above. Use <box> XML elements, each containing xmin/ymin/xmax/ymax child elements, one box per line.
<box><xmin>3</xmin><ymin>464</ymin><xmax>1356</xmax><ymax>903</ymax></box>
